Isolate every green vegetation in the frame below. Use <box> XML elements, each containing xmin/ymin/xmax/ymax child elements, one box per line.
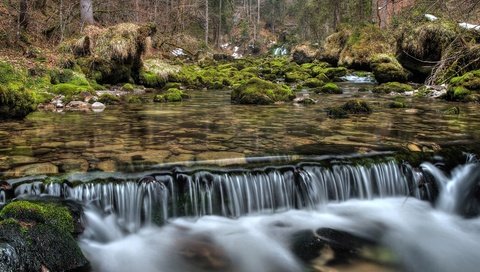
<box><xmin>231</xmin><ymin>77</ymin><xmax>295</xmax><ymax>104</ymax></box>
<box><xmin>446</xmin><ymin>70</ymin><xmax>480</xmax><ymax>102</ymax></box>
<box><xmin>0</xmin><ymin>201</ymin><xmax>74</xmax><ymax>233</ymax></box>
<box><xmin>373</xmin><ymin>82</ymin><xmax>414</xmax><ymax>94</ymax></box>
<box><xmin>0</xmin><ymin>86</ymin><xmax>36</xmax><ymax>119</ymax></box>
<box><xmin>315</xmin><ymin>82</ymin><xmax>342</xmax><ymax>94</ymax></box>
<box><xmin>98</xmin><ymin>93</ymin><xmax>122</xmax><ymax>105</ymax></box>
<box><xmin>328</xmin><ymin>99</ymin><xmax>372</xmax><ymax>119</ymax></box>
<box><xmin>153</xmin><ymin>88</ymin><xmax>190</xmax><ymax>102</ymax></box>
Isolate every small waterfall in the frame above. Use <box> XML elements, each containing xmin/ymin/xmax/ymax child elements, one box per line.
<box><xmin>272</xmin><ymin>45</ymin><xmax>288</xmax><ymax>56</ymax></box>
<box><xmin>11</xmin><ymin>160</ymin><xmax>432</xmax><ymax>231</ymax></box>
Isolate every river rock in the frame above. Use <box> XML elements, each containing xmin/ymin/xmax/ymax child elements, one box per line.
<box><xmin>0</xmin><ymin>242</ymin><xmax>19</xmax><ymax>272</ymax></box>
<box><xmin>5</xmin><ymin>163</ymin><xmax>58</xmax><ymax>177</ymax></box>
<box><xmin>196</xmin><ymin>152</ymin><xmax>246</xmax><ymax>165</ymax></box>
<box><xmin>91</xmin><ymin>102</ymin><xmax>106</xmax><ymax>112</ymax></box>
<box><xmin>96</xmin><ymin>160</ymin><xmax>117</xmax><ymax>172</ymax></box>
<box><xmin>65</xmin><ymin>101</ymin><xmax>90</xmax><ymax>112</ymax></box>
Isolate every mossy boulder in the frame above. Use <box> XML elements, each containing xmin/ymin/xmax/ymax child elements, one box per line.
<box><xmin>322</xmin><ymin>67</ymin><xmax>348</xmax><ymax>80</ymax></box>
<box><xmin>373</xmin><ymin>82</ymin><xmax>414</xmax><ymax>94</ymax></box>
<box><xmin>447</xmin><ymin>70</ymin><xmax>480</xmax><ymax>101</ymax></box>
<box><xmin>231</xmin><ymin>77</ymin><xmax>295</xmax><ymax>104</ymax></box>
<box><xmin>315</xmin><ymin>83</ymin><xmax>343</xmax><ymax>94</ymax></box>
<box><xmin>338</xmin><ymin>25</ymin><xmax>395</xmax><ymax>70</ymax></box>
<box><xmin>285</xmin><ymin>71</ymin><xmax>310</xmax><ymax>83</ymax></box>
<box><xmin>98</xmin><ymin>93</ymin><xmax>121</xmax><ymax>105</ymax></box>
<box><xmin>0</xmin><ymin>200</ymin><xmax>87</xmax><ymax>271</ymax></box>
<box><xmin>319</xmin><ymin>30</ymin><xmax>351</xmax><ymax>65</ymax></box>
<box><xmin>303</xmin><ymin>78</ymin><xmax>324</xmax><ymax>88</ymax></box>
<box><xmin>71</xmin><ymin>23</ymin><xmax>156</xmax><ymax>84</ymax></box>
<box><xmin>291</xmin><ymin>44</ymin><xmax>318</xmax><ymax>64</ymax></box>
<box><xmin>397</xmin><ymin>21</ymin><xmax>457</xmax><ymax>79</ymax></box>
<box><xmin>153</xmin><ymin>88</ymin><xmax>190</xmax><ymax>102</ymax></box>
<box><xmin>0</xmin><ymin>86</ymin><xmax>36</xmax><ymax>119</ymax></box>
<box><xmin>139</xmin><ymin>59</ymin><xmax>180</xmax><ymax>87</ymax></box>
<box><xmin>342</xmin><ymin>100</ymin><xmax>372</xmax><ymax>114</ymax></box>
<box><xmin>370</xmin><ymin>54</ymin><xmax>409</xmax><ymax>83</ymax></box>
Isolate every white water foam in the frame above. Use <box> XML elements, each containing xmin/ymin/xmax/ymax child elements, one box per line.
<box><xmin>79</xmin><ymin>162</ymin><xmax>480</xmax><ymax>272</ymax></box>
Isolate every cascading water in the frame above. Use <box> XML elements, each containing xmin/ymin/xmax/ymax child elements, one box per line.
<box><xmin>76</xmin><ymin>160</ymin><xmax>480</xmax><ymax>272</ymax></box>
<box><xmin>8</xmin><ymin>157</ymin><xmax>480</xmax><ymax>271</ymax></box>
<box><xmin>11</xmin><ymin>160</ymin><xmax>432</xmax><ymax>231</ymax></box>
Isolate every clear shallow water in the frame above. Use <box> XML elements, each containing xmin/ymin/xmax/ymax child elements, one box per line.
<box><xmin>1</xmin><ymin>83</ymin><xmax>480</xmax><ymax>177</ymax></box>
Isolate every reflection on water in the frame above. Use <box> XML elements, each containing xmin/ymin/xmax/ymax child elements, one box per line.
<box><xmin>1</xmin><ymin>83</ymin><xmax>480</xmax><ymax>176</ymax></box>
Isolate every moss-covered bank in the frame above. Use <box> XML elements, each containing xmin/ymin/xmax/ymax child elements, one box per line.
<box><xmin>0</xmin><ymin>198</ymin><xmax>87</xmax><ymax>271</ymax></box>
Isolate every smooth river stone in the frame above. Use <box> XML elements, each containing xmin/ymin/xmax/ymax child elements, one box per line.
<box><xmin>96</xmin><ymin>160</ymin><xmax>117</xmax><ymax>172</ymax></box>
<box><xmin>5</xmin><ymin>163</ymin><xmax>58</xmax><ymax>177</ymax></box>
<box><xmin>195</xmin><ymin>152</ymin><xmax>246</xmax><ymax>166</ymax></box>
<box><xmin>7</xmin><ymin>156</ymin><xmax>38</xmax><ymax>165</ymax></box>
<box><xmin>55</xmin><ymin>159</ymin><xmax>89</xmax><ymax>173</ymax></box>
<box><xmin>65</xmin><ymin>141</ymin><xmax>90</xmax><ymax>148</ymax></box>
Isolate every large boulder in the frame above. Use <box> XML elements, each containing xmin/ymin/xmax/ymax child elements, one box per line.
<box><xmin>370</xmin><ymin>54</ymin><xmax>409</xmax><ymax>83</ymax></box>
<box><xmin>338</xmin><ymin>25</ymin><xmax>395</xmax><ymax>70</ymax></box>
<box><xmin>318</xmin><ymin>30</ymin><xmax>350</xmax><ymax>66</ymax></box>
<box><xmin>231</xmin><ymin>77</ymin><xmax>295</xmax><ymax>104</ymax></box>
<box><xmin>70</xmin><ymin>23</ymin><xmax>156</xmax><ymax>84</ymax></box>
<box><xmin>291</xmin><ymin>44</ymin><xmax>318</xmax><ymax>64</ymax></box>
<box><xmin>397</xmin><ymin>21</ymin><xmax>457</xmax><ymax>80</ymax></box>
<box><xmin>0</xmin><ymin>199</ymin><xmax>88</xmax><ymax>271</ymax></box>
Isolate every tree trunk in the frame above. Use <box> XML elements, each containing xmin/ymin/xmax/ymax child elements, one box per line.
<box><xmin>19</xmin><ymin>0</ymin><xmax>28</xmax><ymax>29</ymax></box>
<box><xmin>205</xmin><ymin>0</ymin><xmax>209</xmax><ymax>46</ymax></box>
<box><xmin>80</xmin><ymin>0</ymin><xmax>95</xmax><ymax>25</ymax></box>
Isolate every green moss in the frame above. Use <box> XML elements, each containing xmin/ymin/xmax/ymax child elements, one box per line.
<box><xmin>389</xmin><ymin>101</ymin><xmax>407</xmax><ymax>108</ymax></box>
<box><xmin>124</xmin><ymin>94</ymin><xmax>147</xmax><ymax>104</ymax></box>
<box><xmin>0</xmin><ymin>61</ymin><xmax>25</xmax><ymax>84</ymax></box>
<box><xmin>322</xmin><ymin>67</ymin><xmax>348</xmax><ymax>80</ymax></box>
<box><xmin>0</xmin><ymin>85</ymin><xmax>36</xmax><ymax>119</ymax></box>
<box><xmin>0</xmin><ymin>201</ymin><xmax>74</xmax><ymax>234</ymax></box>
<box><xmin>285</xmin><ymin>71</ymin><xmax>309</xmax><ymax>83</ymax></box>
<box><xmin>98</xmin><ymin>93</ymin><xmax>121</xmax><ymax>105</ymax></box>
<box><xmin>231</xmin><ymin>77</ymin><xmax>295</xmax><ymax>105</ymax></box>
<box><xmin>327</xmin><ymin>107</ymin><xmax>349</xmax><ymax>119</ymax></box>
<box><xmin>342</xmin><ymin>100</ymin><xmax>372</xmax><ymax>114</ymax></box>
<box><xmin>370</xmin><ymin>54</ymin><xmax>408</xmax><ymax>83</ymax></box>
<box><xmin>139</xmin><ymin>70</ymin><xmax>166</xmax><ymax>87</ymax></box>
<box><xmin>164</xmin><ymin>82</ymin><xmax>182</xmax><ymax>89</ymax></box>
<box><xmin>373</xmin><ymin>82</ymin><xmax>413</xmax><ymax>94</ymax></box>
<box><xmin>443</xmin><ymin>106</ymin><xmax>460</xmax><ymax>115</ymax></box>
<box><xmin>315</xmin><ymin>83</ymin><xmax>343</xmax><ymax>94</ymax></box>
<box><xmin>122</xmin><ymin>83</ymin><xmax>135</xmax><ymax>91</ymax></box>
<box><xmin>153</xmin><ymin>88</ymin><xmax>190</xmax><ymax>102</ymax></box>
<box><xmin>303</xmin><ymin>78</ymin><xmax>324</xmax><ymax>88</ymax></box>
<box><xmin>50</xmin><ymin>83</ymin><xmax>92</xmax><ymax>96</ymax></box>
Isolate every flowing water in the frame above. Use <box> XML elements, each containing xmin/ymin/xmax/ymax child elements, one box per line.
<box><xmin>1</xmin><ymin>81</ymin><xmax>480</xmax><ymax>177</ymax></box>
<box><xmin>77</xmin><ymin>162</ymin><xmax>480</xmax><ymax>272</ymax></box>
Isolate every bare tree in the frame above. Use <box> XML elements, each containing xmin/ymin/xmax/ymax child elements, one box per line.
<box><xmin>80</xmin><ymin>0</ymin><xmax>94</xmax><ymax>25</ymax></box>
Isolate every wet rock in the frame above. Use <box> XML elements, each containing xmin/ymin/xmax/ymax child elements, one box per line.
<box><xmin>196</xmin><ymin>152</ymin><xmax>246</xmax><ymax>165</ymax></box>
<box><xmin>96</xmin><ymin>160</ymin><xmax>117</xmax><ymax>172</ymax></box>
<box><xmin>65</xmin><ymin>141</ymin><xmax>90</xmax><ymax>148</ymax></box>
<box><xmin>370</xmin><ymin>54</ymin><xmax>409</xmax><ymax>83</ymax></box>
<box><xmin>177</xmin><ymin>234</ymin><xmax>232</xmax><ymax>271</ymax></box>
<box><xmin>5</xmin><ymin>163</ymin><xmax>58</xmax><ymax>177</ymax></box>
<box><xmin>91</xmin><ymin>102</ymin><xmax>106</xmax><ymax>112</ymax></box>
<box><xmin>55</xmin><ymin>159</ymin><xmax>89</xmax><ymax>173</ymax></box>
<box><xmin>294</xmin><ymin>97</ymin><xmax>317</xmax><ymax>105</ymax></box>
<box><xmin>373</xmin><ymin>82</ymin><xmax>414</xmax><ymax>94</ymax></box>
<box><xmin>0</xmin><ymin>242</ymin><xmax>19</xmax><ymax>272</ymax></box>
<box><xmin>0</xmin><ymin>199</ymin><xmax>88</xmax><ymax>271</ymax></box>
<box><xmin>65</xmin><ymin>101</ymin><xmax>90</xmax><ymax>112</ymax></box>
<box><xmin>231</xmin><ymin>78</ymin><xmax>295</xmax><ymax>105</ymax></box>
<box><xmin>291</xmin><ymin>44</ymin><xmax>317</xmax><ymax>64</ymax></box>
